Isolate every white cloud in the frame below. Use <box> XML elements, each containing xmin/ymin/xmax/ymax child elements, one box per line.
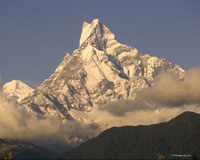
<box><xmin>0</xmin><ymin>91</ymin><xmax>97</xmax><ymax>149</ymax></box>
<box><xmin>1</xmin><ymin>67</ymin><xmax>200</xmax><ymax>150</ymax></box>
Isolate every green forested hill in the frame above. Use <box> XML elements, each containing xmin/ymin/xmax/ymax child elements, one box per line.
<box><xmin>61</xmin><ymin>111</ymin><xmax>200</xmax><ymax>159</ymax></box>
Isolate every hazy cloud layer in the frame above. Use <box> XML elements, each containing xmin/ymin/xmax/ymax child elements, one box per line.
<box><xmin>1</xmin><ymin>67</ymin><xmax>200</xmax><ymax>150</ymax></box>
<box><xmin>90</xmin><ymin>104</ymin><xmax>200</xmax><ymax>129</ymax></box>
<box><xmin>99</xmin><ymin>67</ymin><xmax>200</xmax><ymax>117</ymax></box>
<box><xmin>0</xmin><ymin>91</ymin><xmax>98</xmax><ymax>148</ymax></box>
<box><xmin>141</xmin><ymin>67</ymin><xmax>200</xmax><ymax>106</ymax></box>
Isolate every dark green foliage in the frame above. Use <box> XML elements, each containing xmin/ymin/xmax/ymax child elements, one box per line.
<box><xmin>61</xmin><ymin>111</ymin><xmax>200</xmax><ymax>159</ymax></box>
<box><xmin>0</xmin><ymin>139</ymin><xmax>55</xmax><ymax>159</ymax></box>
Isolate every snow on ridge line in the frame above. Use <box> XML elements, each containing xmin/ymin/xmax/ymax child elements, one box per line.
<box><xmin>3</xmin><ymin>80</ymin><xmax>34</xmax><ymax>102</ymax></box>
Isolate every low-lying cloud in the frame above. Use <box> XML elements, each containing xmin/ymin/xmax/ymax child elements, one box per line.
<box><xmin>1</xmin><ymin>67</ymin><xmax>200</xmax><ymax>151</ymax></box>
<box><xmin>99</xmin><ymin>67</ymin><xmax>200</xmax><ymax>117</ymax></box>
<box><xmin>0</xmin><ymin>91</ymin><xmax>98</xmax><ymax>150</ymax></box>
<box><xmin>88</xmin><ymin>67</ymin><xmax>200</xmax><ymax>128</ymax></box>
<box><xmin>89</xmin><ymin>104</ymin><xmax>200</xmax><ymax>129</ymax></box>
<box><xmin>141</xmin><ymin>67</ymin><xmax>200</xmax><ymax>106</ymax></box>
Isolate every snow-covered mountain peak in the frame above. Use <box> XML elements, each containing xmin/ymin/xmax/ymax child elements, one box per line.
<box><xmin>4</xmin><ymin>80</ymin><xmax>23</xmax><ymax>88</ymax></box>
<box><xmin>3</xmin><ymin>80</ymin><xmax>34</xmax><ymax>102</ymax></box>
<box><xmin>20</xmin><ymin>19</ymin><xmax>185</xmax><ymax>122</ymax></box>
<box><xmin>79</xmin><ymin>19</ymin><xmax>115</xmax><ymax>51</ymax></box>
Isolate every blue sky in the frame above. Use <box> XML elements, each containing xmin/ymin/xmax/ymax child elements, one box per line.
<box><xmin>0</xmin><ymin>0</ymin><xmax>200</xmax><ymax>86</ymax></box>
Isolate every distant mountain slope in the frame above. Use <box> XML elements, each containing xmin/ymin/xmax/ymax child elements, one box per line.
<box><xmin>0</xmin><ymin>138</ymin><xmax>55</xmax><ymax>159</ymax></box>
<box><xmin>61</xmin><ymin>111</ymin><xmax>200</xmax><ymax>159</ymax></box>
<box><xmin>3</xmin><ymin>80</ymin><xmax>34</xmax><ymax>102</ymax></box>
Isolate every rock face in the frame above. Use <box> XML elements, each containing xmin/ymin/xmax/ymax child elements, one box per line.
<box><xmin>20</xmin><ymin>19</ymin><xmax>185</xmax><ymax>121</ymax></box>
<box><xmin>3</xmin><ymin>80</ymin><xmax>34</xmax><ymax>102</ymax></box>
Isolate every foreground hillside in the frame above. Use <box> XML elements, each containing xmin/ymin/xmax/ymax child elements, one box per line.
<box><xmin>61</xmin><ymin>111</ymin><xmax>200</xmax><ymax>159</ymax></box>
<box><xmin>0</xmin><ymin>139</ymin><xmax>55</xmax><ymax>159</ymax></box>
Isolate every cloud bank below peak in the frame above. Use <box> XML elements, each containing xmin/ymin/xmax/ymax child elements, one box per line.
<box><xmin>0</xmin><ymin>90</ymin><xmax>98</xmax><ymax>149</ymax></box>
<box><xmin>1</xmin><ymin>67</ymin><xmax>200</xmax><ymax>150</ymax></box>
<box><xmin>88</xmin><ymin>67</ymin><xmax>200</xmax><ymax>128</ymax></box>
<box><xmin>141</xmin><ymin>67</ymin><xmax>200</xmax><ymax>106</ymax></box>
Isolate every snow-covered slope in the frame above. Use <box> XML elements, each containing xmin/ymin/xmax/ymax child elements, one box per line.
<box><xmin>20</xmin><ymin>19</ymin><xmax>185</xmax><ymax>121</ymax></box>
<box><xmin>3</xmin><ymin>80</ymin><xmax>34</xmax><ymax>102</ymax></box>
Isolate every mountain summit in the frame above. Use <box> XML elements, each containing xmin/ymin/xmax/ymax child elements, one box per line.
<box><xmin>3</xmin><ymin>80</ymin><xmax>34</xmax><ymax>102</ymax></box>
<box><xmin>20</xmin><ymin>19</ymin><xmax>185</xmax><ymax>121</ymax></box>
<box><xmin>79</xmin><ymin>19</ymin><xmax>116</xmax><ymax>51</ymax></box>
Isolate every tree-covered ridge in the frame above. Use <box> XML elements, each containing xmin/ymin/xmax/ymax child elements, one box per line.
<box><xmin>61</xmin><ymin>111</ymin><xmax>200</xmax><ymax>159</ymax></box>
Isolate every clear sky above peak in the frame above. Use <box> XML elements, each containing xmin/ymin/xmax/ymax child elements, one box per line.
<box><xmin>0</xmin><ymin>0</ymin><xmax>200</xmax><ymax>86</ymax></box>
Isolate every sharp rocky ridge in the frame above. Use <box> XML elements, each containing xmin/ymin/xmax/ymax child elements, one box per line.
<box><xmin>19</xmin><ymin>19</ymin><xmax>185</xmax><ymax>122</ymax></box>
